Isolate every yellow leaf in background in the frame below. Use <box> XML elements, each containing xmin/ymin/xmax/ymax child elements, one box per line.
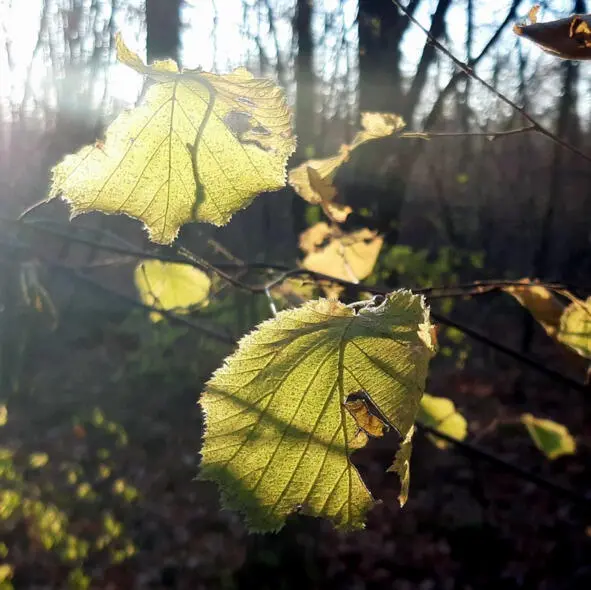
<box><xmin>521</xmin><ymin>413</ymin><xmax>576</xmax><ymax>460</ymax></box>
<box><xmin>352</xmin><ymin>112</ymin><xmax>406</xmax><ymax>147</ymax></box>
<box><xmin>200</xmin><ymin>291</ymin><xmax>434</xmax><ymax>531</ymax></box>
<box><xmin>0</xmin><ymin>564</ymin><xmax>13</xmax><ymax>583</ymax></box>
<box><xmin>29</xmin><ymin>453</ymin><xmax>49</xmax><ymax>468</ymax></box>
<box><xmin>417</xmin><ymin>393</ymin><xmax>468</xmax><ymax>450</ymax></box>
<box><xmin>48</xmin><ymin>34</ymin><xmax>296</xmax><ymax>244</ymax></box>
<box><xmin>301</xmin><ymin>225</ymin><xmax>383</xmax><ymax>283</ymax></box>
<box><xmin>270</xmin><ymin>278</ymin><xmax>318</xmax><ymax>308</ymax></box>
<box><xmin>503</xmin><ymin>280</ymin><xmax>564</xmax><ymax>338</ymax></box>
<box><xmin>514</xmin><ymin>12</ymin><xmax>591</xmax><ymax>60</ymax></box>
<box><xmin>134</xmin><ymin>260</ymin><xmax>211</xmax><ymax>322</ymax></box>
<box><xmin>288</xmin><ymin>112</ymin><xmax>405</xmax><ymax>220</ymax></box>
<box><xmin>504</xmin><ymin>280</ymin><xmax>591</xmax><ymax>364</ymax></box>
<box><xmin>299</xmin><ymin>222</ymin><xmax>333</xmax><ymax>254</ymax></box>
<box><xmin>0</xmin><ymin>405</ymin><xmax>6</xmax><ymax>427</ymax></box>
<box><xmin>557</xmin><ymin>296</ymin><xmax>591</xmax><ymax>359</ymax></box>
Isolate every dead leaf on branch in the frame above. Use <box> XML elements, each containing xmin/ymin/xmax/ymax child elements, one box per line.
<box><xmin>288</xmin><ymin>113</ymin><xmax>405</xmax><ymax>223</ymax></box>
<box><xmin>514</xmin><ymin>6</ymin><xmax>591</xmax><ymax>60</ymax></box>
<box><xmin>503</xmin><ymin>280</ymin><xmax>591</xmax><ymax>366</ymax></box>
<box><xmin>48</xmin><ymin>34</ymin><xmax>296</xmax><ymax>244</ymax></box>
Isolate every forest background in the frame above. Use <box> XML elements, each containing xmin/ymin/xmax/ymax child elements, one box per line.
<box><xmin>1</xmin><ymin>0</ymin><xmax>590</xmax><ymax>588</ymax></box>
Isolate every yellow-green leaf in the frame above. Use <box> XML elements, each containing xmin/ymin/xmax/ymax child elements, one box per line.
<box><xmin>199</xmin><ymin>291</ymin><xmax>434</xmax><ymax>531</ymax></box>
<box><xmin>134</xmin><ymin>260</ymin><xmax>211</xmax><ymax>322</ymax></box>
<box><xmin>503</xmin><ymin>280</ymin><xmax>564</xmax><ymax>338</ymax></box>
<box><xmin>0</xmin><ymin>564</ymin><xmax>13</xmax><ymax>583</ymax></box>
<box><xmin>417</xmin><ymin>393</ymin><xmax>468</xmax><ymax>449</ymax></box>
<box><xmin>29</xmin><ymin>453</ymin><xmax>49</xmax><ymax>469</ymax></box>
<box><xmin>288</xmin><ymin>113</ymin><xmax>404</xmax><ymax>215</ymax></box>
<box><xmin>557</xmin><ymin>296</ymin><xmax>591</xmax><ymax>359</ymax></box>
<box><xmin>521</xmin><ymin>413</ymin><xmax>576</xmax><ymax>460</ymax></box>
<box><xmin>48</xmin><ymin>34</ymin><xmax>296</xmax><ymax>244</ymax></box>
<box><xmin>0</xmin><ymin>405</ymin><xmax>6</xmax><ymax>427</ymax></box>
<box><xmin>300</xmin><ymin>225</ymin><xmax>383</xmax><ymax>283</ymax></box>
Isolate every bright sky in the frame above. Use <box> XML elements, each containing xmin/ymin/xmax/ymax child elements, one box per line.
<box><xmin>0</xmin><ymin>0</ymin><xmax>589</xmax><ymax>123</ymax></box>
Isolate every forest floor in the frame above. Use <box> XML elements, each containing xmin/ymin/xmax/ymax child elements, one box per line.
<box><xmin>1</xmin><ymin>303</ymin><xmax>591</xmax><ymax>590</ymax></box>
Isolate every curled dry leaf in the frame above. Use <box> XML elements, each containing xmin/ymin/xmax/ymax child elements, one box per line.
<box><xmin>288</xmin><ymin>112</ymin><xmax>405</xmax><ymax>223</ymax></box>
<box><xmin>514</xmin><ymin>8</ymin><xmax>591</xmax><ymax>60</ymax></box>
<box><xmin>199</xmin><ymin>291</ymin><xmax>434</xmax><ymax>531</ymax></box>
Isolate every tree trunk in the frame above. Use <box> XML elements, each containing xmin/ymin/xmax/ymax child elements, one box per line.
<box><xmin>146</xmin><ymin>0</ymin><xmax>182</xmax><ymax>64</ymax></box>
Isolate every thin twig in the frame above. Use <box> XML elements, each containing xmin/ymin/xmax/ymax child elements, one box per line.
<box><xmin>390</xmin><ymin>0</ymin><xmax>591</xmax><ymax>165</ymax></box>
<box><xmin>417</xmin><ymin>422</ymin><xmax>591</xmax><ymax>508</ymax></box>
<box><xmin>404</xmin><ymin>124</ymin><xmax>536</xmax><ymax>139</ymax></box>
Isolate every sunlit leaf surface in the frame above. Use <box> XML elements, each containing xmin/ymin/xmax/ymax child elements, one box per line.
<box><xmin>200</xmin><ymin>291</ymin><xmax>434</xmax><ymax>531</ymax></box>
<box><xmin>48</xmin><ymin>34</ymin><xmax>296</xmax><ymax>244</ymax></box>
<box><xmin>134</xmin><ymin>260</ymin><xmax>211</xmax><ymax>322</ymax></box>
<box><xmin>417</xmin><ymin>393</ymin><xmax>468</xmax><ymax>450</ymax></box>
<box><xmin>521</xmin><ymin>413</ymin><xmax>576</xmax><ymax>460</ymax></box>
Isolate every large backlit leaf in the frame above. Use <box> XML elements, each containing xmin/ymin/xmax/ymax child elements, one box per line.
<box><xmin>387</xmin><ymin>426</ymin><xmax>414</xmax><ymax>506</ymax></box>
<box><xmin>134</xmin><ymin>260</ymin><xmax>211</xmax><ymax>322</ymax></box>
<box><xmin>521</xmin><ymin>413</ymin><xmax>576</xmax><ymax>460</ymax></box>
<box><xmin>417</xmin><ymin>393</ymin><xmax>468</xmax><ymax>450</ymax></box>
<box><xmin>514</xmin><ymin>10</ymin><xmax>591</xmax><ymax>60</ymax></box>
<box><xmin>557</xmin><ymin>296</ymin><xmax>591</xmax><ymax>359</ymax></box>
<box><xmin>300</xmin><ymin>224</ymin><xmax>383</xmax><ymax>283</ymax></box>
<box><xmin>288</xmin><ymin>113</ymin><xmax>405</xmax><ymax>218</ymax></box>
<box><xmin>48</xmin><ymin>34</ymin><xmax>296</xmax><ymax>244</ymax></box>
<box><xmin>199</xmin><ymin>291</ymin><xmax>434</xmax><ymax>531</ymax></box>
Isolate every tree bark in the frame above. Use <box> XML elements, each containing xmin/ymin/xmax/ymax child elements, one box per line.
<box><xmin>146</xmin><ymin>0</ymin><xmax>182</xmax><ymax>64</ymax></box>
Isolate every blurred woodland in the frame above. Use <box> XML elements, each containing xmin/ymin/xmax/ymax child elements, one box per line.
<box><xmin>1</xmin><ymin>0</ymin><xmax>591</xmax><ymax>588</ymax></box>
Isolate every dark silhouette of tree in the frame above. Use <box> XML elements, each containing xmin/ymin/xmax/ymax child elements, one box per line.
<box><xmin>146</xmin><ymin>0</ymin><xmax>182</xmax><ymax>64</ymax></box>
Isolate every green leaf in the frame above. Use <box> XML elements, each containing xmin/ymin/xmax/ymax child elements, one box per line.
<box><xmin>199</xmin><ymin>291</ymin><xmax>434</xmax><ymax>531</ymax></box>
<box><xmin>557</xmin><ymin>296</ymin><xmax>591</xmax><ymax>359</ymax></box>
<box><xmin>48</xmin><ymin>34</ymin><xmax>296</xmax><ymax>244</ymax></box>
<box><xmin>521</xmin><ymin>413</ymin><xmax>576</xmax><ymax>460</ymax></box>
<box><xmin>134</xmin><ymin>260</ymin><xmax>211</xmax><ymax>322</ymax></box>
<box><xmin>417</xmin><ymin>393</ymin><xmax>468</xmax><ymax>449</ymax></box>
<box><xmin>0</xmin><ymin>405</ymin><xmax>6</xmax><ymax>427</ymax></box>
